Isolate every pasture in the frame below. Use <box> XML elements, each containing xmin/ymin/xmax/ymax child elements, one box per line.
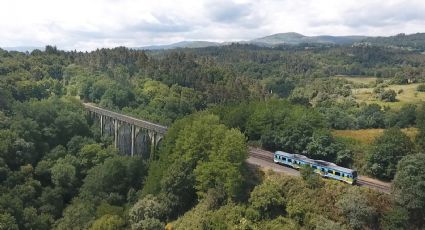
<box><xmin>332</xmin><ymin>128</ymin><xmax>418</xmax><ymax>145</ymax></box>
<box><xmin>352</xmin><ymin>83</ymin><xmax>425</xmax><ymax>109</ymax></box>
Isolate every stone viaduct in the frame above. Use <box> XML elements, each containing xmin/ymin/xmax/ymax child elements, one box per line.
<box><xmin>83</xmin><ymin>103</ymin><xmax>167</xmax><ymax>158</ymax></box>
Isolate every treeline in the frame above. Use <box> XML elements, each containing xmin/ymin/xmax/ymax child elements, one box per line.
<box><xmin>362</xmin><ymin>33</ymin><xmax>425</xmax><ymax>51</ymax></box>
<box><xmin>211</xmin><ymin>100</ymin><xmax>353</xmax><ymax>167</ymax></box>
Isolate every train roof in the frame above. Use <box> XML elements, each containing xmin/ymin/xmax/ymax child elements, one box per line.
<box><xmin>275</xmin><ymin>151</ymin><xmax>355</xmax><ymax>174</ymax></box>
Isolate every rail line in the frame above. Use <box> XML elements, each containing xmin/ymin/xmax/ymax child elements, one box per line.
<box><xmin>356</xmin><ymin>178</ymin><xmax>391</xmax><ymax>193</ymax></box>
<box><xmin>248</xmin><ymin>147</ymin><xmax>391</xmax><ymax>194</ymax></box>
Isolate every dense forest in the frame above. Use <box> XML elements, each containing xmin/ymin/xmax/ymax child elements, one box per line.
<box><xmin>1</xmin><ymin>43</ymin><xmax>425</xmax><ymax>229</ymax></box>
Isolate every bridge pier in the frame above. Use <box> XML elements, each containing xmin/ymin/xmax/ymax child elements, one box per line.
<box><xmin>131</xmin><ymin>125</ymin><xmax>135</xmax><ymax>157</ymax></box>
<box><xmin>100</xmin><ymin>115</ymin><xmax>104</xmax><ymax>136</ymax></box>
<box><xmin>114</xmin><ymin>119</ymin><xmax>119</xmax><ymax>148</ymax></box>
<box><xmin>83</xmin><ymin>103</ymin><xmax>167</xmax><ymax>159</ymax></box>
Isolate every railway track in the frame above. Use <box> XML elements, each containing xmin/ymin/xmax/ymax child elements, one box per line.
<box><xmin>248</xmin><ymin>147</ymin><xmax>391</xmax><ymax>194</ymax></box>
<box><xmin>356</xmin><ymin>178</ymin><xmax>391</xmax><ymax>193</ymax></box>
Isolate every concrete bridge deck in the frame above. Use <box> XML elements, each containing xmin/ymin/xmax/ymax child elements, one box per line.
<box><xmin>83</xmin><ymin>103</ymin><xmax>168</xmax><ymax>134</ymax></box>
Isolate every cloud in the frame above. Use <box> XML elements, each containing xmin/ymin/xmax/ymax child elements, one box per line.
<box><xmin>341</xmin><ymin>1</ymin><xmax>425</xmax><ymax>28</ymax></box>
<box><xmin>0</xmin><ymin>0</ymin><xmax>424</xmax><ymax>50</ymax></box>
<box><xmin>128</xmin><ymin>14</ymin><xmax>194</xmax><ymax>33</ymax></box>
<box><xmin>207</xmin><ymin>0</ymin><xmax>252</xmax><ymax>23</ymax></box>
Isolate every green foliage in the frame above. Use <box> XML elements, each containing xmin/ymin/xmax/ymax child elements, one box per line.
<box><xmin>2</xmin><ymin>41</ymin><xmax>425</xmax><ymax>229</ymax></box>
<box><xmin>143</xmin><ymin>112</ymin><xmax>247</xmax><ymax>218</ymax></box>
<box><xmin>129</xmin><ymin>195</ymin><xmax>166</xmax><ymax>230</ymax></box>
<box><xmin>214</xmin><ymin>100</ymin><xmax>352</xmax><ymax>164</ymax></box>
<box><xmin>336</xmin><ymin>188</ymin><xmax>376</xmax><ymax>230</ymax></box>
<box><xmin>51</xmin><ymin>160</ymin><xmax>76</xmax><ymax>188</ymax></box>
<box><xmin>79</xmin><ymin>156</ymin><xmax>146</xmax><ymax>204</ymax></box>
<box><xmin>357</xmin><ymin>104</ymin><xmax>385</xmax><ymax>128</ymax></box>
<box><xmin>417</xmin><ymin>84</ymin><xmax>425</xmax><ymax>92</ymax></box>
<box><xmin>54</xmin><ymin>199</ymin><xmax>96</xmax><ymax>230</ymax></box>
<box><xmin>90</xmin><ymin>215</ymin><xmax>126</xmax><ymax>230</ymax></box>
<box><xmin>416</xmin><ymin>104</ymin><xmax>425</xmax><ymax>152</ymax></box>
<box><xmin>0</xmin><ymin>213</ymin><xmax>19</xmax><ymax>230</ymax></box>
<box><xmin>367</xmin><ymin>128</ymin><xmax>414</xmax><ymax>180</ymax></box>
<box><xmin>381</xmin><ymin>206</ymin><xmax>409</xmax><ymax>230</ymax></box>
<box><xmin>384</xmin><ymin>104</ymin><xmax>417</xmax><ymax>127</ymax></box>
<box><xmin>377</xmin><ymin>89</ymin><xmax>397</xmax><ymax>102</ymax></box>
<box><xmin>300</xmin><ymin>165</ymin><xmax>322</xmax><ymax>189</ymax></box>
<box><xmin>393</xmin><ymin>154</ymin><xmax>425</xmax><ymax>227</ymax></box>
<box><xmin>249</xmin><ymin>180</ymin><xmax>285</xmax><ymax>218</ymax></box>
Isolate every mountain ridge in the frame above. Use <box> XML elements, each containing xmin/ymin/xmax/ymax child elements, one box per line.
<box><xmin>3</xmin><ymin>32</ymin><xmax>425</xmax><ymax>51</ymax></box>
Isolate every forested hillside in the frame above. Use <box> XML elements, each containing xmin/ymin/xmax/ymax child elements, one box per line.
<box><xmin>362</xmin><ymin>33</ymin><xmax>425</xmax><ymax>51</ymax></box>
<box><xmin>1</xmin><ymin>43</ymin><xmax>425</xmax><ymax>229</ymax></box>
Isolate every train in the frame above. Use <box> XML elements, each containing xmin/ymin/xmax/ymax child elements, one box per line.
<box><xmin>274</xmin><ymin>151</ymin><xmax>357</xmax><ymax>184</ymax></box>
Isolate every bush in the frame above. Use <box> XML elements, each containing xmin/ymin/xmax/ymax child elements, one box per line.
<box><xmin>417</xmin><ymin>84</ymin><xmax>425</xmax><ymax>92</ymax></box>
<box><xmin>377</xmin><ymin>89</ymin><xmax>397</xmax><ymax>102</ymax></box>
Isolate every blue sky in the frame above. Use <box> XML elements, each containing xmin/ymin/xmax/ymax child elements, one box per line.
<box><xmin>1</xmin><ymin>0</ymin><xmax>424</xmax><ymax>50</ymax></box>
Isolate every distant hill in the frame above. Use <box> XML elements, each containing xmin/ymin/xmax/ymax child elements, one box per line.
<box><xmin>138</xmin><ymin>32</ymin><xmax>371</xmax><ymax>50</ymax></box>
<box><xmin>137</xmin><ymin>41</ymin><xmax>221</xmax><ymax>50</ymax></box>
<box><xmin>360</xmin><ymin>33</ymin><xmax>425</xmax><ymax>51</ymax></box>
<box><xmin>250</xmin><ymin>32</ymin><xmax>368</xmax><ymax>46</ymax></box>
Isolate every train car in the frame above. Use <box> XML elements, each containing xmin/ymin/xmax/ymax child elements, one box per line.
<box><xmin>274</xmin><ymin>151</ymin><xmax>357</xmax><ymax>184</ymax></box>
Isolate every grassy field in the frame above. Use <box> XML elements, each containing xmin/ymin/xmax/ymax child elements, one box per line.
<box><xmin>333</xmin><ymin>128</ymin><xmax>418</xmax><ymax>174</ymax></box>
<box><xmin>333</xmin><ymin>75</ymin><xmax>425</xmax><ymax>109</ymax></box>
<box><xmin>352</xmin><ymin>83</ymin><xmax>425</xmax><ymax>109</ymax></box>
<box><xmin>332</xmin><ymin>128</ymin><xmax>418</xmax><ymax>145</ymax></box>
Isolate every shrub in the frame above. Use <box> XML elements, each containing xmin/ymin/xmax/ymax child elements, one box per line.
<box><xmin>417</xmin><ymin>84</ymin><xmax>425</xmax><ymax>92</ymax></box>
<box><xmin>377</xmin><ymin>89</ymin><xmax>397</xmax><ymax>102</ymax></box>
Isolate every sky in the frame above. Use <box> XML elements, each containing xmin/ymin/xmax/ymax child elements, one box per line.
<box><xmin>1</xmin><ymin>0</ymin><xmax>425</xmax><ymax>51</ymax></box>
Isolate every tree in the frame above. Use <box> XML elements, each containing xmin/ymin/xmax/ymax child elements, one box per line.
<box><xmin>417</xmin><ymin>84</ymin><xmax>425</xmax><ymax>92</ymax></box>
<box><xmin>357</xmin><ymin>104</ymin><xmax>385</xmax><ymax>128</ymax></box>
<box><xmin>249</xmin><ymin>180</ymin><xmax>285</xmax><ymax>218</ymax></box>
<box><xmin>143</xmin><ymin>112</ymin><xmax>248</xmax><ymax>218</ymax></box>
<box><xmin>392</xmin><ymin>154</ymin><xmax>425</xmax><ymax>227</ymax></box>
<box><xmin>77</xmin><ymin>144</ymin><xmax>114</xmax><ymax>172</ymax></box>
<box><xmin>378</xmin><ymin>89</ymin><xmax>397</xmax><ymax>102</ymax></box>
<box><xmin>0</xmin><ymin>213</ymin><xmax>18</xmax><ymax>230</ymax></box>
<box><xmin>416</xmin><ymin>104</ymin><xmax>425</xmax><ymax>152</ymax></box>
<box><xmin>51</xmin><ymin>160</ymin><xmax>76</xmax><ymax>188</ymax></box>
<box><xmin>129</xmin><ymin>195</ymin><xmax>166</xmax><ymax>230</ymax></box>
<box><xmin>385</xmin><ymin>104</ymin><xmax>417</xmax><ymax>128</ymax></box>
<box><xmin>300</xmin><ymin>165</ymin><xmax>322</xmax><ymax>189</ymax></box>
<box><xmin>90</xmin><ymin>215</ymin><xmax>126</xmax><ymax>230</ymax></box>
<box><xmin>0</xmin><ymin>87</ymin><xmax>13</xmax><ymax>111</ymax></box>
<box><xmin>367</xmin><ymin>128</ymin><xmax>414</xmax><ymax>180</ymax></box>
<box><xmin>194</xmin><ymin>128</ymin><xmax>247</xmax><ymax>199</ymax></box>
<box><xmin>336</xmin><ymin>188</ymin><xmax>376</xmax><ymax>230</ymax></box>
<box><xmin>54</xmin><ymin>199</ymin><xmax>95</xmax><ymax>230</ymax></box>
<box><xmin>381</xmin><ymin>206</ymin><xmax>409</xmax><ymax>230</ymax></box>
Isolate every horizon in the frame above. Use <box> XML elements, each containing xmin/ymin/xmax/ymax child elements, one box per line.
<box><xmin>3</xmin><ymin>31</ymin><xmax>424</xmax><ymax>52</ymax></box>
<box><xmin>1</xmin><ymin>0</ymin><xmax>425</xmax><ymax>51</ymax></box>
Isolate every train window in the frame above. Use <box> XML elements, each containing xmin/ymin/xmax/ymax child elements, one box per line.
<box><xmin>335</xmin><ymin>171</ymin><xmax>341</xmax><ymax>176</ymax></box>
<box><xmin>283</xmin><ymin>157</ymin><xmax>287</xmax><ymax>161</ymax></box>
<box><xmin>288</xmin><ymin>159</ymin><xmax>292</xmax><ymax>163</ymax></box>
<box><xmin>312</xmin><ymin>165</ymin><xmax>317</xmax><ymax>169</ymax></box>
<box><xmin>321</xmin><ymin>168</ymin><xmax>325</xmax><ymax>172</ymax></box>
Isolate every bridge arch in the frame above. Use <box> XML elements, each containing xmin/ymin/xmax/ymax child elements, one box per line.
<box><xmin>84</xmin><ymin>103</ymin><xmax>168</xmax><ymax>159</ymax></box>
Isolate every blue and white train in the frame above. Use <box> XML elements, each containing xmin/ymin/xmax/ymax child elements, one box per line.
<box><xmin>274</xmin><ymin>151</ymin><xmax>357</xmax><ymax>184</ymax></box>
